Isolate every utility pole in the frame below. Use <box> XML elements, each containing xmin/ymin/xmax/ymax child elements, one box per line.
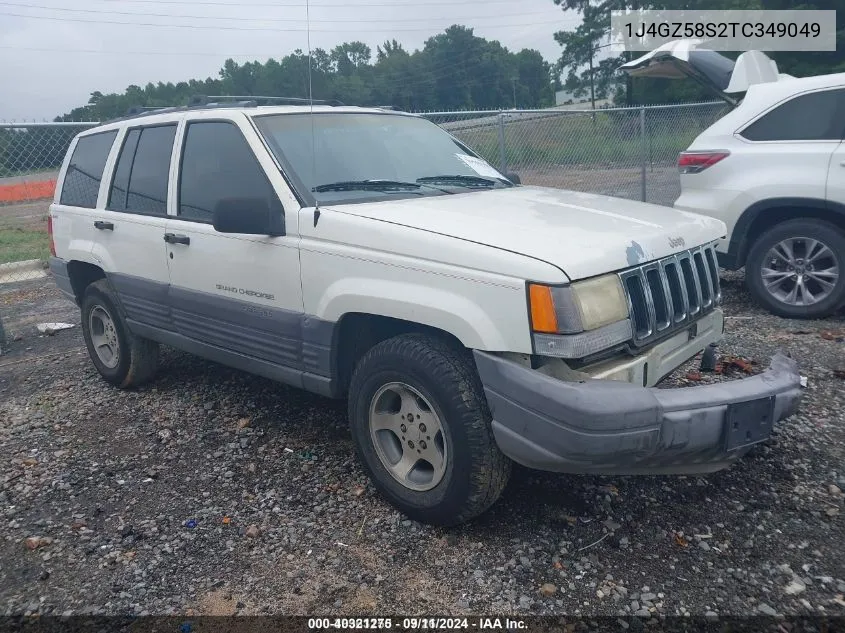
<box><xmin>511</xmin><ymin>78</ymin><xmax>517</xmax><ymax>109</ymax></box>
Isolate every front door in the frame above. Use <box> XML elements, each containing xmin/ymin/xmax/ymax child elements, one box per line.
<box><xmin>163</xmin><ymin>116</ymin><xmax>310</xmax><ymax>384</ymax></box>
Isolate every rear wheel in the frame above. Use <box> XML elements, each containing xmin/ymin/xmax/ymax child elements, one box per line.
<box><xmin>745</xmin><ymin>219</ymin><xmax>845</xmax><ymax>319</ymax></box>
<box><xmin>348</xmin><ymin>333</ymin><xmax>510</xmax><ymax>526</ymax></box>
<box><xmin>81</xmin><ymin>279</ymin><xmax>159</xmax><ymax>387</ymax></box>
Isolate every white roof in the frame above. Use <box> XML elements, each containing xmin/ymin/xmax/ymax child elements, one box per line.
<box><xmin>81</xmin><ymin>104</ymin><xmax>412</xmax><ymax>135</ymax></box>
<box><xmin>743</xmin><ymin>70</ymin><xmax>845</xmax><ymax>100</ymax></box>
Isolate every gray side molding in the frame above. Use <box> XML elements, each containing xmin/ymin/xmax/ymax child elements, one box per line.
<box><xmin>48</xmin><ymin>257</ymin><xmax>76</xmax><ymax>303</ymax></box>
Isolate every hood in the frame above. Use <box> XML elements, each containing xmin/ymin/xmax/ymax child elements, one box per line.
<box><xmin>619</xmin><ymin>39</ymin><xmax>788</xmax><ymax>103</ymax></box>
<box><xmin>326</xmin><ymin>186</ymin><xmax>725</xmax><ymax>281</ymax></box>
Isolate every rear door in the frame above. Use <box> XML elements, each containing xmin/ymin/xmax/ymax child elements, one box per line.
<box><xmin>828</xmin><ymin>142</ymin><xmax>845</xmax><ymax>207</ymax></box>
<box><xmin>163</xmin><ymin>114</ymin><xmax>306</xmax><ymax>381</ymax></box>
<box><xmin>89</xmin><ymin>123</ymin><xmax>177</xmax><ymax>331</ymax></box>
<box><xmin>823</xmin><ymin>89</ymin><xmax>845</xmax><ymax>206</ymax></box>
<box><xmin>735</xmin><ymin>88</ymin><xmax>845</xmax><ymax>204</ymax></box>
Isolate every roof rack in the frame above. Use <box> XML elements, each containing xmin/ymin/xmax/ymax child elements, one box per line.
<box><xmin>107</xmin><ymin>94</ymin><xmax>347</xmax><ymax>124</ymax></box>
<box><xmin>108</xmin><ymin>105</ymin><xmax>186</xmax><ymax>123</ymax></box>
<box><xmin>125</xmin><ymin>106</ymin><xmax>166</xmax><ymax>115</ymax></box>
<box><xmin>193</xmin><ymin>95</ymin><xmax>345</xmax><ymax>107</ymax></box>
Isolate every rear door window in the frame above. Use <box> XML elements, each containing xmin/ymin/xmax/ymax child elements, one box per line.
<box><xmin>108</xmin><ymin>129</ymin><xmax>140</xmax><ymax>212</ymax></box>
<box><xmin>740</xmin><ymin>89</ymin><xmax>845</xmax><ymax>142</ymax></box>
<box><xmin>108</xmin><ymin>125</ymin><xmax>177</xmax><ymax>215</ymax></box>
<box><xmin>59</xmin><ymin>130</ymin><xmax>117</xmax><ymax>208</ymax></box>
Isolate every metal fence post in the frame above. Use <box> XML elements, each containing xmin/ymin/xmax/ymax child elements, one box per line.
<box><xmin>648</xmin><ymin>116</ymin><xmax>653</xmax><ymax>173</ymax></box>
<box><xmin>497</xmin><ymin>111</ymin><xmax>508</xmax><ymax>173</ymax></box>
<box><xmin>639</xmin><ymin>106</ymin><xmax>647</xmax><ymax>202</ymax></box>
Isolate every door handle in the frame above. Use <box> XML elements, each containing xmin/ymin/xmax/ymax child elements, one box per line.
<box><xmin>163</xmin><ymin>233</ymin><xmax>190</xmax><ymax>245</ymax></box>
<box><xmin>93</xmin><ymin>221</ymin><xmax>114</xmax><ymax>231</ymax></box>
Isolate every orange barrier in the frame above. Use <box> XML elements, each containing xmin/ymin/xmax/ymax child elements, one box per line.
<box><xmin>0</xmin><ymin>179</ymin><xmax>56</xmax><ymax>203</ymax></box>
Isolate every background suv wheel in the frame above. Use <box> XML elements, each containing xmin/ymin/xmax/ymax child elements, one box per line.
<box><xmin>746</xmin><ymin>219</ymin><xmax>845</xmax><ymax>319</ymax></box>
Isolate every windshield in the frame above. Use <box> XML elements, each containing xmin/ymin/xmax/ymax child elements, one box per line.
<box><xmin>253</xmin><ymin>112</ymin><xmax>512</xmax><ymax>205</ymax></box>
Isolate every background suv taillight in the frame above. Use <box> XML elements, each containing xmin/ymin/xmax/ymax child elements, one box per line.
<box><xmin>678</xmin><ymin>151</ymin><xmax>730</xmax><ymax>174</ymax></box>
<box><xmin>47</xmin><ymin>215</ymin><xmax>56</xmax><ymax>256</ymax></box>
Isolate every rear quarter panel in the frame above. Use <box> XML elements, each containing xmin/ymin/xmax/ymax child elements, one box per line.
<box><xmin>678</xmin><ymin>120</ymin><xmax>834</xmax><ymax>249</ymax></box>
<box><xmin>49</xmin><ymin>135</ymin><xmax>100</xmax><ymax>265</ymax></box>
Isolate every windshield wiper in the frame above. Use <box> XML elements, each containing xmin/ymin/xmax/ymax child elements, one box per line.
<box><xmin>312</xmin><ymin>179</ymin><xmax>424</xmax><ymax>193</ymax></box>
<box><xmin>416</xmin><ymin>174</ymin><xmax>506</xmax><ymax>188</ymax></box>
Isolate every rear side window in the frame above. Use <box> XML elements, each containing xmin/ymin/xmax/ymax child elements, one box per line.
<box><xmin>108</xmin><ymin>125</ymin><xmax>176</xmax><ymax>215</ymax></box>
<box><xmin>59</xmin><ymin>131</ymin><xmax>117</xmax><ymax>208</ymax></box>
<box><xmin>740</xmin><ymin>89</ymin><xmax>845</xmax><ymax>141</ymax></box>
<box><xmin>178</xmin><ymin>121</ymin><xmax>279</xmax><ymax>223</ymax></box>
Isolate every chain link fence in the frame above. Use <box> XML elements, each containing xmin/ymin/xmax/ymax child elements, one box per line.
<box><xmin>0</xmin><ymin>122</ymin><xmax>97</xmax><ymax>350</ymax></box>
<box><xmin>419</xmin><ymin>101</ymin><xmax>729</xmax><ymax>206</ymax></box>
<box><xmin>0</xmin><ymin>103</ymin><xmax>727</xmax><ymax>349</ymax></box>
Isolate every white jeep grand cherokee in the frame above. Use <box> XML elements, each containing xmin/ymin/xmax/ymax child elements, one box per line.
<box><xmin>48</xmin><ymin>99</ymin><xmax>802</xmax><ymax>525</ymax></box>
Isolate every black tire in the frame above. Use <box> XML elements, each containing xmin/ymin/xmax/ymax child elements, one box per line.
<box><xmin>745</xmin><ymin>219</ymin><xmax>845</xmax><ymax>319</ymax></box>
<box><xmin>81</xmin><ymin>279</ymin><xmax>159</xmax><ymax>388</ymax></box>
<box><xmin>348</xmin><ymin>333</ymin><xmax>510</xmax><ymax>526</ymax></box>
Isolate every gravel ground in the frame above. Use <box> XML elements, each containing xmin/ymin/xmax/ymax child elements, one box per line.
<box><xmin>0</xmin><ymin>273</ymin><xmax>843</xmax><ymax>618</ymax></box>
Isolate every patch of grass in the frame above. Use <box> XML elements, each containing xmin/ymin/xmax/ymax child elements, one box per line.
<box><xmin>447</xmin><ymin>107</ymin><xmax>729</xmax><ymax>170</ymax></box>
<box><xmin>0</xmin><ymin>227</ymin><xmax>50</xmax><ymax>264</ymax></box>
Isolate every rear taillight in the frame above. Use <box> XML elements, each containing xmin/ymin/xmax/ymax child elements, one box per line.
<box><xmin>47</xmin><ymin>215</ymin><xmax>56</xmax><ymax>256</ymax></box>
<box><xmin>678</xmin><ymin>151</ymin><xmax>730</xmax><ymax>174</ymax></box>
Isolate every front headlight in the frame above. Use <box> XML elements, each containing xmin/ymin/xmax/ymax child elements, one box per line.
<box><xmin>529</xmin><ymin>274</ymin><xmax>629</xmax><ymax>333</ymax></box>
<box><xmin>528</xmin><ymin>275</ymin><xmax>632</xmax><ymax>358</ymax></box>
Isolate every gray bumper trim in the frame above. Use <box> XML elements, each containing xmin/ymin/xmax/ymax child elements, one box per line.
<box><xmin>474</xmin><ymin>350</ymin><xmax>802</xmax><ymax>475</ymax></box>
<box><xmin>48</xmin><ymin>256</ymin><xmax>76</xmax><ymax>303</ymax></box>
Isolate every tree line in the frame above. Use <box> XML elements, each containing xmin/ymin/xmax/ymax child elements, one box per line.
<box><xmin>56</xmin><ymin>25</ymin><xmax>558</xmax><ymax>122</ymax></box>
<box><xmin>53</xmin><ymin>0</ymin><xmax>845</xmax><ymax>123</ymax></box>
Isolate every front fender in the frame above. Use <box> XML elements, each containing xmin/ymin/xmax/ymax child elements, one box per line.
<box><xmin>314</xmin><ymin>277</ymin><xmax>529</xmax><ymax>352</ymax></box>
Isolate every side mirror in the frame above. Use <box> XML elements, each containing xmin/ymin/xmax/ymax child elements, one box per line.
<box><xmin>212</xmin><ymin>198</ymin><xmax>285</xmax><ymax>236</ymax></box>
<box><xmin>505</xmin><ymin>172</ymin><xmax>521</xmax><ymax>184</ymax></box>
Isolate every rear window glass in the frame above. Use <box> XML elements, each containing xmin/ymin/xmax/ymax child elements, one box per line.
<box><xmin>59</xmin><ymin>131</ymin><xmax>117</xmax><ymax>208</ymax></box>
<box><xmin>740</xmin><ymin>89</ymin><xmax>845</xmax><ymax>141</ymax></box>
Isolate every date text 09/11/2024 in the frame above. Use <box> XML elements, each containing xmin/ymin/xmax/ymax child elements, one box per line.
<box><xmin>306</xmin><ymin>618</ymin><xmax>528</xmax><ymax>630</ymax></box>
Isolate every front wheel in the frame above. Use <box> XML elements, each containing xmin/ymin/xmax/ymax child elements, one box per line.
<box><xmin>347</xmin><ymin>334</ymin><xmax>510</xmax><ymax>526</ymax></box>
<box><xmin>745</xmin><ymin>219</ymin><xmax>845</xmax><ymax>319</ymax></box>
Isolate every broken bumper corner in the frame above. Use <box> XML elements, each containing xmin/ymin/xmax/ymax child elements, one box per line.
<box><xmin>473</xmin><ymin>350</ymin><xmax>802</xmax><ymax>475</ymax></box>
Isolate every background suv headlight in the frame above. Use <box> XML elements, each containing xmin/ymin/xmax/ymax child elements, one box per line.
<box><xmin>528</xmin><ymin>275</ymin><xmax>632</xmax><ymax>358</ymax></box>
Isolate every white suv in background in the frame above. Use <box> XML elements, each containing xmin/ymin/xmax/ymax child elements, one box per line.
<box><xmin>48</xmin><ymin>97</ymin><xmax>801</xmax><ymax>525</ymax></box>
<box><xmin>624</xmin><ymin>41</ymin><xmax>845</xmax><ymax>319</ymax></box>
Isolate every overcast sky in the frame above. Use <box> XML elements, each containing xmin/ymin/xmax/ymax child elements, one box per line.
<box><xmin>0</xmin><ymin>0</ymin><xmax>582</xmax><ymax>121</ymax></box>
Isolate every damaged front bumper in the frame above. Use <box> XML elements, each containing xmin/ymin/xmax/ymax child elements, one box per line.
<box><xmin>474</xmin><ymin>351</ymin><xmax>802</xmax><ymax>475</ymax></box>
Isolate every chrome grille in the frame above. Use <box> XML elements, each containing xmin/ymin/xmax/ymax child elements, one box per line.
<box><xmin>619</xmin><ymin>244</ymin><xmax>721</xmax><ymax>346</ymax></box>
